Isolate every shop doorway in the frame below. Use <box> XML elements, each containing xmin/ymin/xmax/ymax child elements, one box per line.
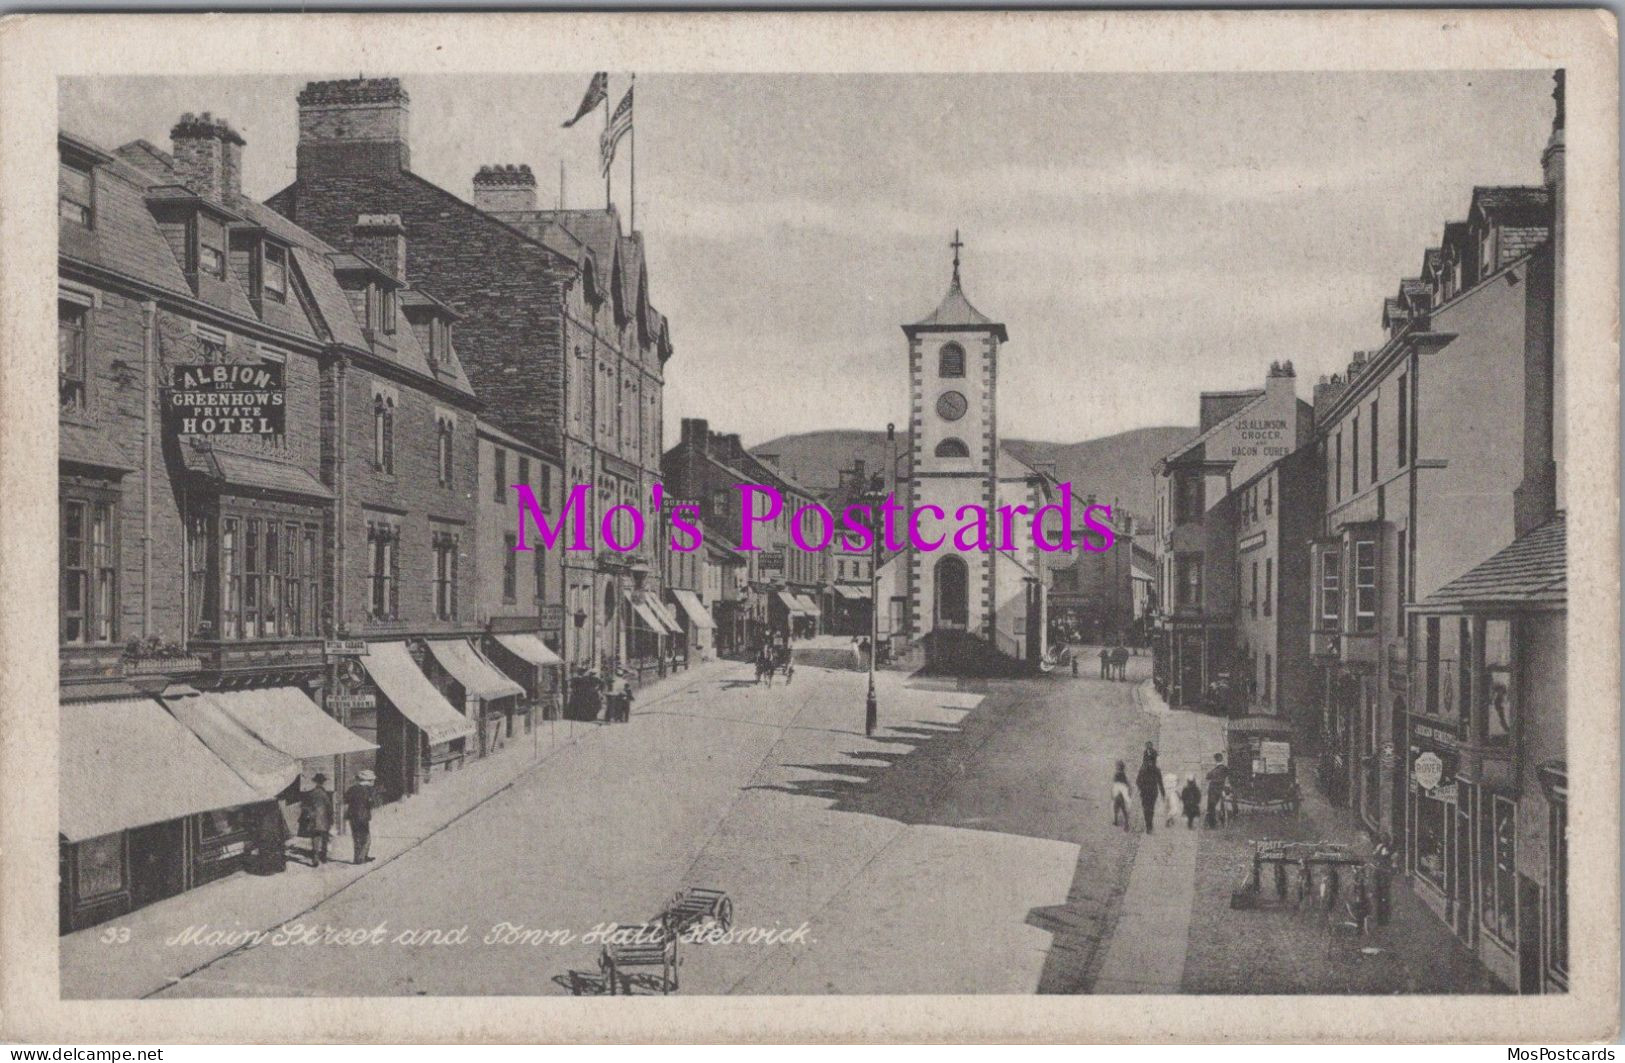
<box><xmin>127</xmin><ymin>819</ymin><xmax>185</xmax><ymax>908</ymax></box>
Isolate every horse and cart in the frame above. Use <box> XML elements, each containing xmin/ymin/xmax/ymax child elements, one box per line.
<box><xmin>755</xmin><ymin>642</ymin><xmax>792</xmax><ymax>685</ymax></box>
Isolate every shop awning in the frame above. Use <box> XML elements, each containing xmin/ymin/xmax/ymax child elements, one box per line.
<box><xmin>670</xmin><ymin>589</ymin><xmax>715</xmax><ymax>629</ymax></box>
<box><xmin>362</xmin><ymin>641</ymin><xmax>477</xmax><ymax>746</ymax></box>
<box><xmin>647</xmin><ymin>597</ymin><xmax>684</xmax><ymax>635</ymax></box>
<box><xmin>164</xmin><ymin>691</ymin><xmax>301</xmax><ymax>797</ymax></box>
<box><xmin>60</xmin><ymin>698</ymin><xmax>266</xmax><ymax>842</ymax></box>
<box><xmin>427</xmin><ymin>639</ymin><xmax>525</xmax><ymax>701</ymax></box>
<box><xmin>207</xmin><ymin>686</ymin><xmax>376</xmax><ymax>760</ymax></box>
<box><xmin>494</xmin><ymin>632</ymin><xmax>563</xmax><ymax>667</ymax></box>
<box><xmin>775</xmin><ymin>590</ymin><xmax>807</xmax><ymax>615</ymax></box>
<box><xmin>834</xmin><ymin>585</ymin><xmax>866</xmax><ymax>600</ymax></box>
<box><xmin>793</xmin><ymin>594</ymin><xmax>823</xmax><ymax>617</ymax></box>
<box><xmin>630</xmin><ymin>599</ymin><xmax>672</xmax><ymax>635</ymax></box>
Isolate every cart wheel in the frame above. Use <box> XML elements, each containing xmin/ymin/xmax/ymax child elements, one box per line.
<box><xmin>716</xmin><ymin>896</ymin><xmax>734</xmax><ymax>932</ymax></box>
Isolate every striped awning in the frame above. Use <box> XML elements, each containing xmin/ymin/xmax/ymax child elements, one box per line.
<box><xmin>793</xmin><ymin>594</ymin><xmax>823</xmax><ymax>617</ymax></box>
<box><xmin>60</xmin><ymin>698</ymin><xmax>265</xmax><ymax>842</ymax></box>
<box><xmin>669</xmin><ymin>589</ymin><xmax>715</xmax><ymax>629</ymax></box>
<box><xmin>494</xmin><ymin>632</ymin><xmax>563</xmax><ymax>667</ymax></box>
<box><xmin>362</xmin><ymin>641</ymin><xmax>477</xmax><ymax>746</ymax></box>
<box><xmin>426</xmin><ymin>639</ymin><xmax>525</xmax><ymax>701</ymax></box>
<box><xmin>207</xmin><ymin>686</ymin><xmax>375</xmax><ymax>760</ymax></box>
<box><xmin>164</xmin><ymin>691</ymin><xmax>301</xmax><ymax>797</ymax></box>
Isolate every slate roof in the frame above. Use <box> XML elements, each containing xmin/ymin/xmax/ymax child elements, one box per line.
<box><xmin>96</xmin><ymin>129</ymin><xmax>474</xmax><ymax>399</ymax></box>
<box><xmin>1471</xmin><ymin>185</ymin><xmax>1552</xmax><ymax>220</ymax></box>
<box><xmin>178</xmin><ymin>442</ymin><xmax>336</xmax><ymax>500</ymax></box>
<box><xmin>906</xmin><ymin>277</ymin><xmax>1008</xmax><ymax>341</ymax></box>
<box><xmin>1162</xmin><ymin>391</ymin><xmax>1268</xmax><ymax>465</ymax></box>
<box><xmin>60</xmin><ymin>144</ymin><xmax>191</xmax><ymax>298</ymax></box>
<box><xmin>61</xmin><ymin>421</ymin><xmax>137</xmax><ymax>472</ymax></box>
<box><xmin>1419</xmin><ymin>514</ymin><xmax>1566</xmax><ymax>610</ymax></box>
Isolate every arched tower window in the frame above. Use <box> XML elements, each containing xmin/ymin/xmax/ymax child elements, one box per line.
<box><xmin>934</xmin><ymin>555</ymin><xmax>969</xmax><ymax>629</ymax></box>
<box><xmin>934</xmin><ymin>438</ymin><xmax>969</xmax><ymax>458</ymax></box>
<box><xmin>938</xmin><ymin>342</ymin><xmax>965</xmax><ymax>378</ymax></box>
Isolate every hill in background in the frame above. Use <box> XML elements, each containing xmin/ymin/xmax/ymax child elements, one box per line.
<box><xmin>750</xmin><ymin>425</ymin><xmax>1195</xmax><ymax>527</ymax></box>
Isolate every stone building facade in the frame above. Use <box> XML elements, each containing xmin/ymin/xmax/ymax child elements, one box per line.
<box><xmin>266</xmin><ymin>77</ymin><xmax>672</xmax><ymax>686</ymax></box>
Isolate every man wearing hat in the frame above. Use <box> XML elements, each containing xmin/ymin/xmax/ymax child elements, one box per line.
<box><xmin>298</xmin><ymin>773</ymin><xmax>334</xmax><ymax>865</ymax></box>
<box><xmin>345</xmin><ymin>770</ymin><xmax>377</xmax><ymax>865</ymax></box>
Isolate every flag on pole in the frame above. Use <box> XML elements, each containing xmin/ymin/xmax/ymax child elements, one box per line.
<box><xmin>562</xmin><ymin>72</ymin><xmax>608</xmax><ymax>128</ymax></box>
<box><xmin>599</xmin><ymin>86</ymin><xmax>633</xmax><ymax>176</ymax></box>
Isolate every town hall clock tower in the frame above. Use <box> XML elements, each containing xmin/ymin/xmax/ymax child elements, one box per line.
<box><xmin>902</xmin><ymin>233</ymin><xmax>1009</xmax><ymax>645</ymax></box>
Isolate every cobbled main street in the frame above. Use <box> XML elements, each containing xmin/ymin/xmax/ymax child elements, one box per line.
<box><xmin>64</xmin><ymin>648</ymin><xmax>1501</xmax><ymax>998</ymax></box>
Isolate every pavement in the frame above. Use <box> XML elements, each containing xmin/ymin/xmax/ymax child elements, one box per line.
<box><xmin>60</xmin><ymin>643</ymin><xmax>1504</xmax><ymax>998</ymax></box>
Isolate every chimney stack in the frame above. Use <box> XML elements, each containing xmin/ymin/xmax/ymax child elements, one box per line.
<box><xmin>472</xmin><ymin>164</ymin><xmax>538</xmax><ymax>213</ymax></box>
<box><xmin>297</xmin><ymin>77</ymin><xmax>411</xmax><ymax>178</ymax></box>
<box><xmin>681</xmin><ymin>418</ymin><xmax>709</xmax><ymax>451</ymax></box>
<box><xmin>170</xmin><ymin>112</ymin><xmax>245</xmax><ymax>200</ymax></box>
<box><xmin>352</xmin><ymin>214</ymin><xmax>406</xmax><ymax>282</ymax></box>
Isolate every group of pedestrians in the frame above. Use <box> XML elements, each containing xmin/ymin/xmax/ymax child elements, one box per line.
<box><xmin>292</xmin><ymin>770</ymin><xmax>376</xmax><ymax>866</ymax></box>
<box><xmin>1112</xmin><ymin>744</ymin><xmax>1233</xmax><ymax>834</ymax></box>
<box><xmin>564</xmin><ymin>669</ymin><xmax>636</xmax><ymax>723</ymax></box>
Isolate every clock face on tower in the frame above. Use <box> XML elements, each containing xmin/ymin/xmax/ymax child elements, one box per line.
<box><xmin>936</xmin><ymin>390</ymin><xmax>968</xmax><ymax>421</ymax></box>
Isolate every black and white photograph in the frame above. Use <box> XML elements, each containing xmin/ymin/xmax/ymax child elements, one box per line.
<box><xmin>0</xmin><ymin>9</ymin><xmax>1617</xmax><ymax>1045</ymax></box>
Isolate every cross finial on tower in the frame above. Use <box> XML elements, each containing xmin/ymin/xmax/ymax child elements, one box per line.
<box><xmin>950</xmin><ymin>229</ymin><xmax>964</xmax><ymax>286</ymax></box>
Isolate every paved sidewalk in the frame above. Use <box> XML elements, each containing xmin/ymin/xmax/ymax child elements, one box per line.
<box><xmin>1092</xmin><ymin>681</ymin><xmax>1224</xmax><ymax>993</ymax></box>
<box><xmin>1182</xmin><ymin>764</ymin><xmax>1508</xmax><ymax>994</ymax></box>
<box><xmin>59</xmin><ymin>658</ymin><xmax>735</xmax><ymax>999</ymax></box>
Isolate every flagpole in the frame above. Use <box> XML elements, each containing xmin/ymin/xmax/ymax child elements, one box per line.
<box><xmin>603</xmin><ymin>80</ymin><xmax>612</xmax><ymax>211</ymax></box>
<box><xmin>629</xmin><ymin>74</ymin><xmax>637</xmax><ymax>232</ymax></box>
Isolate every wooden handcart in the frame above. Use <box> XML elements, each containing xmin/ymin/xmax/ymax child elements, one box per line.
<box><xmin>598</xmin><ymin>922</ymin><xmax>678</xmax><ymax>994</ymax></box>
<box><xmin>661</xmin><ymin>887</ymin><xmax>734</xmax><ymax>937</ymax></box>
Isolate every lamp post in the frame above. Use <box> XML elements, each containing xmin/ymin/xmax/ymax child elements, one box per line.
<box><xmin>865</xmin><ymin>422</ymin><xmax>896</xmax><ymax>737</ymax></box>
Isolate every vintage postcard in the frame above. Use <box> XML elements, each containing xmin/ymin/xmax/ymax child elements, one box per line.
<box><xmin>0</xmin><ymin>9</ymin><xmax>1617</xmax><ymax>1045</ymax></box>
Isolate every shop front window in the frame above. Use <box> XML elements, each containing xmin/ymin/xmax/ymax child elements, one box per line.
<box><xmin>1415</xmin><ymin>789</ymin><xmax>1448</xmax><ymax>889</ymax></box>
<box><xmin>75</xmin><ymin>832</ymin><xmax>125</xmax><ymax>901</ymax></box>
<box><xmin>1480</xmin><ymin>794</ymin><xmax>1517</xmax><ymax>944</ymax></box>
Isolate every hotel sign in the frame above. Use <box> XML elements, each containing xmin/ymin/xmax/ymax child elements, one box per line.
<box><xmin>164</xmin><ymin>362</ymin><xmax>285</xmax><ymax>437</ymax></box>
<box><xmin>324</xmin><ymin>639</ymin><xmax>369</xmax><ymax>657</ymax></box>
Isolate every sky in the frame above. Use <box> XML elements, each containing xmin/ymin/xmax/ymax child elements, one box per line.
<box><xmin>61</xmin><ymin>70</ymin><xmax>1557</xmax><ymax>447</ymax></box>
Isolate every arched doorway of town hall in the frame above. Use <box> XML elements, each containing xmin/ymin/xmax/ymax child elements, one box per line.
<box><xmin>934</xmin><ymin>555</ymin><xmax>969</xmax><ymax>631</ymax></box>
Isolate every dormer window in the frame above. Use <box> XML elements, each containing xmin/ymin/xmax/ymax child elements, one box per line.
<box><xmin>263</xmin><ymin>243</ymin><xmax>288</xmax><ymax>302</ymax></box>
<box><xmin>59</xmin><ymin>158</ymin><xmax>94</xmax><ymax>227</ymax></box>
<box><xmin>1479</xmin><ymin>227</ymin><xmax>1494</xmax><ymax>274</ymax></box>
<box><xmin>198</xmin><ymin>217</ymin><xmax>226</xmax><ymax>280</ymax></box>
